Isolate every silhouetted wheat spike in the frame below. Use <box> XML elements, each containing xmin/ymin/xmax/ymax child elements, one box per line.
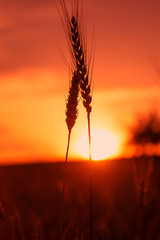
<box><xmin>64</xmin><ymin>70</ymin><xmax>79</xmax><ymax>195</ymax></box>
<box><xmin>66</xmin><ymin>70</ymin><xmax>80</xmax><ymax>133</ymax></box>
<box><xmin>70</xmin><ymin>16</ymin><xmax>92</xmax><ymax>115</ymax></box>
<box><xmin>59</xmin><ymin>1</ymin><xmax>93</xmax><ymax>238</ymax></box>
<box><xmin>61</xmin><ymin>70</ymin><xmax>80</xmax><ymax>232</ymax></box>
<box><xmin>65</xmin><ymin>70</ymin><xmax>79</xmax><ymax>169</ymax></box>
<box><xmin>70</xmin><ymin>15</ymin><xmax>93</xmax><ymax>240</ymax></box>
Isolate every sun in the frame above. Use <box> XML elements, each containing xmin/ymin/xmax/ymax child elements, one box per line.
<box><xmin>74</xmin><ymin>128</ymin><xmax>120</xmax><ymax>160</ymax></box>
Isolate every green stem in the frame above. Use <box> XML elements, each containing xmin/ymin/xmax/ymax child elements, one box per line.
<box><xmin>87</xmin><ymin>112</ymin><xmax>93</xmax><ymax>240</ymax></box>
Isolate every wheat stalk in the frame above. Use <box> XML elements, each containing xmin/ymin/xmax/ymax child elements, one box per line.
<box><xmin>60</xmin><ymin>70</ymin><xmax>80</xmax><ymax>236</ymax></box>
<box><xmin>64</xmin><ymin>70</ymin><xmax>80</xmax><ymax>186</ymax></box>
<box><xmin>59</xmin><ymin>1</ymin><xmax>93</xmax><ymax>239</ymax></box>
<box><xmin>70</xmin><ymin>13</ymin><xmax>93</xmax><ymax>240</ymax></box>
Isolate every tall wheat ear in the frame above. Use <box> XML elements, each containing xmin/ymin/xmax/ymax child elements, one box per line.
<box><xmin>70</xmin><ymin>15</ymin><xmax>93</xmax><ymax>240</ymax></box>
<box><xmin>59</xmin><ymin>1</ymin><xmax>94</xmax><ymax>239</ymax></box>
<box><xmin>60</xmin><ymin>0</ymin><xmax>93</xmax><ymax>240</ymax></box>
<box><xmin>70</xmin><ymin>15</ymin><xmax>92</xmax><ymax>115</ymax></box>
<box><xmin>59</xmin><ymin>0</ymin><xmax>92</xmax><ymax>115</ymax></box>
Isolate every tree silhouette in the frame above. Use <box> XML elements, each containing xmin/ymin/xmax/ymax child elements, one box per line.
<box><xmin>130</xmin><ymin>111</ymin><xmax>160</xmax><ymax>147</ymax></box>
<box><xmin>129</xmin><ymin>111</ymin><xmax>160</xmax><ymax>240</ymax></box>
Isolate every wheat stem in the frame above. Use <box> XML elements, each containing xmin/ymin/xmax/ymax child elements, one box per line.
<box><xmin>70</xmin><ymin>13</ymin><xmax>93</xmax><ymax>240</ymax></box>
<box><xmin>62</xmin><ymin>130</ymin><xmax>71</xmax><ymax>203</ymax></box>
<box><xmin>59</xmin><ymin>2</ymin><xmax>93</xmax><ymax>238</ymax></box>
<box><xmin>63</xmin><ymin>70</ymin><xmax>79</xmax><ymax>202</ymax></box>
<box><xmin>60</xmin><ymin>130</ymin><xmax>71</xmax><ymax>237</ymax></box>
<box><xmin>61</xmin><ymin>70</ymin><xmax>80</xmax><ymax>237</ymax></box>
<box><xmin>87</xmin><ymin>112</ymin><xmax>93</xmax><ymax>240</ymax></box>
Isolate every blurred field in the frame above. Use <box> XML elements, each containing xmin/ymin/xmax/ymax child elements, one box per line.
<box><xmin>0</xmin><ymin>158</ymin><xmax>160</xmax><ymax>239</ymax></box>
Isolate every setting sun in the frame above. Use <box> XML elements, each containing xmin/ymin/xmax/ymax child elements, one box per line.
<box><xmin>74</xmin><ymin>128</ymin><xmax>120</xmax><ymax>160</ymax></box>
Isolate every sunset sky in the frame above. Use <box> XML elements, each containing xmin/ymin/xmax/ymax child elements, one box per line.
<box><xmin>0</xmin><ymin>0</ymin><xmax>160</xmax><ymax>163</ymax></box>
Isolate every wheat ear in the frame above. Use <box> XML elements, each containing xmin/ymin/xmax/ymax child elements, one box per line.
<box><xmin>70</xmin><ymin>16</ymin><xmax>92</xmax><ymax>114</ymax></box>
<box><xmin>70</xmin><ymin>15</ymin><xmax>93</xmax><ymax>240</ymax></box>
<box><xmin>59</xmin><ymin>1</ymin><xmax>93</xmax><ymax>238</ymax></box>
<box><xmin>59</xmin><ymin>1</ymin><xmax>92</xmax><ymax>113</ymax></box>
<box><xmin>61</xmin><ymin>70</ymin><xmax>80</xmax><ymax>234</ymax></box>
<box><xmin>65</xmin><ymin>70</ymin><xmax>80</xmax><ymax>133</ymax></box>
<box><xmin>64</xmin><ymin>69</ymin><xmax>79</xmax><ymax>180</ymax></box>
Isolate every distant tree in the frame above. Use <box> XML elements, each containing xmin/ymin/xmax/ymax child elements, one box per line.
<box><xmin>130</xmin><ymin>111</ymin><xmax>160</xmax><ymax>204</ymax></box>
<box><xmin>130</xmin><ymin>111</ymin><xmax>160</xmax><ymax>147</ymax></box>
<box><xmin>129</xmin><ymin>111</ymin><xmax>160</xmax><ymax>240</ymax></box>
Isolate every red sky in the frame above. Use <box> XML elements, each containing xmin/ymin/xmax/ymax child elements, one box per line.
<box><xmin>0</xmin><ymin>0</ymin><xmax>160</xmax><ymax>163</ymax></box>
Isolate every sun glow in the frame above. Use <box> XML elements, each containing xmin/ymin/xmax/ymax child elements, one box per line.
<box><xmin>74</xmin><ymin>128</ymin><xmax>120</xmax><ymax>160</ymax></box>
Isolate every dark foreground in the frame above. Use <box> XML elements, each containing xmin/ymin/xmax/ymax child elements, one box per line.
<box><xmin>0</xmin><ymin>158</ymin><xmax>160</xmax><ymax>240</ymax></box>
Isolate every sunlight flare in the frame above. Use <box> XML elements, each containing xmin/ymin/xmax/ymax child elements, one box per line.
<box><xmin>74</xmin><ymin>128</ymin><xmax>120</xmax><ymax>160</ymax></box>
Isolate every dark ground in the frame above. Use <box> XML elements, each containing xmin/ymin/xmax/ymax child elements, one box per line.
<box><xmin>0</xmin><ymin>158</ymin><xmax>160</xmax><ymax>240</ymax></box>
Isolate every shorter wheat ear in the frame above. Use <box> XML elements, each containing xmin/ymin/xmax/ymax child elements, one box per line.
<box><xmin>65</xmin><ymin>70</ymin><xmax>80</xmax><ymax>133</ymax></box>
<box><xmin>63</xmin><ymin>70</ymin><xmax>80</xmax><ymax>200</ymax></box>
<box><xmin>61</xmin><ymin>70</ymin><xmax>80</xmax><ymax>236</ymax></box>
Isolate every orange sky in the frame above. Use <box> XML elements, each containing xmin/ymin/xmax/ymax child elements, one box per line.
<box><xmin>0</xmin><ymin>0</ymin><xmax>160</xmax><ymax>163</ymax></box>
